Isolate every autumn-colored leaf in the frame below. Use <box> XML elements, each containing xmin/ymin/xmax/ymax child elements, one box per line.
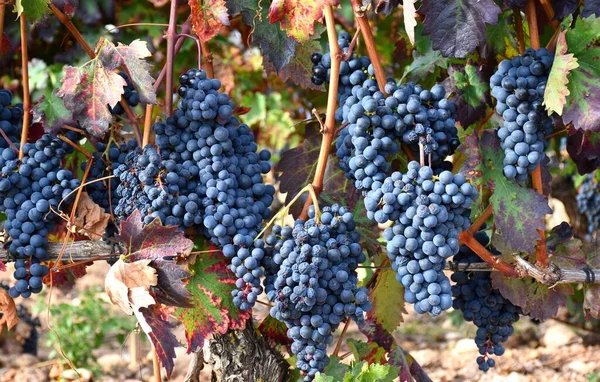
<box><xmin>258</xmin><ymin>315</ymin><xmax>292</xmax><ymax>346</ymax></box>
<box><xmin>138</xmin><ymin>305</ymin><xmax>181</xmax><ymax>378</ymax></box>
<box><xmin>57</xmin><ymin>64</ymin><xmax>126</xmax><ymax>137</ymax></box>
<box><xmin>189</xmin><ymin>0</ymin><xmax>230</xmax><ymax>43</ymax></box>
<box><xmin>264</xmin><ymin>40</ymin><xmax>323</xmax><ymax>90</ymax></box>
<box><xmin>367</xmin><ymin>268</ymin><xmax>406</xmax><ymax>333</ymax></box>
<box><xmin>105</xmin><ymin>258</ymin><xmax>158</xmax><ymax>315</ymax></box>
<box><xmin>0</xmin><ymin>288</ymin><xmax>19</xmax><ymax>333</ymax></box>
<box><xmin>268</xmin><ymin>0</ymin><xmax>329</xmax><ymax>43</ymax></box>
<box><xmin>33</xmin><ymin>91</ymin><xmax>74</xmax><ymax>133</ymax></box>
<box><xmin>152</xmin><ymin>259</ymin><xmax>193</xmax><ymax>308</ymax></box>
<box><xmin>175</xmin><ymin>252</ymin><xmax>250</xmax><ymax>352</ymax></box>
<box><xmin>0</xmin><ymin>260</ymin><xmax>6</xmax><ymax>272</ymax></box>
<box><xmin>544</xmin><ymin>30</ymin><xmax>579</xmax><ymax>115</ymax></box>
<box><xmin>73</xmin><ymin>192</ymin><xmax>110</xmax><ymax>240</ymax></box>
<box><xmin>97</xmin><ymin>39</ymin><xmax>157</xmax><ymax>104</ymax></box>
<box><xmin>116</xmin><ymin>210</ymin><xmax>193</xmax><ymax>262</ymax></box>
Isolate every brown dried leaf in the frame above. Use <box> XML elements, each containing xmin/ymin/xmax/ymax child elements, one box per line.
<box><xmin>105</xmin><ymin>258</ymin><xmax>158</xmax><ymax>315</ymax></box>
<box><xmin>73</xmin><ymin>192</ymin><xmax>110</xmax><ymax>240</ymax></box>
<box><xmin>0</xmin><ymin>289</ymin><xmax>19</xmax><ymax>333</ymax></box>
<box><xmin>189</xmin><ymin>0</ymin><xmax>230</xmax><ymax>43</ymax></box>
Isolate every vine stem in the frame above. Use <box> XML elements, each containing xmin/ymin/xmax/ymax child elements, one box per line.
<box><xmin>152</xmin><ymin>348</ymin><xmax>162</xmax><ymax>382</ymax></box>
<box><xmin>513</xmin><ymin>8</ymin><xmax>525</xmax><ymax>55</ymax></box>
<box><xmin>537</xmin><ymin>0</ymin><xmax>559</xmax><ymax>30</ymax></box>
<box><xmin>526</xmin><ymin>0</ymin><xmax>540</xmax><ymax>50</ymax></box>
<box><xmin>178</xmin><ymin>33</ymin><xmax>203</xmax><ymax>68</ymax></box>
<box><xmin>200</xmin><ymin>39</ymin><xmax>214</xmax><ymax>78</ymax></box>
<box><xmin>350</xmin><ymin>0</ymin><xmax>388</xmax><ymax>97</ymax></box>
<box><xmin>467</xmin><ymin>204</ymin><xmax>493</xmax><ymax>235</ymax></box>
<box><xmin>0</xmin><ymin>3</ymin><xmax>5</xmax><ymax>55</ymax></box>
<box><xmin>458</xmin><ymin>231</ymin><xmax>519</xmax><ymax>276</ymax></box>
<box><xmin>524</xmin><ymin>1</ymin><xmax>548</xmax><ymax>267</ymax></box>
<box><xmin>18</xmin><ymin>14</ymin><xmax>30</xmax><ymax>160</ymax></box>
<box><xmin>333</xmin><ymin>319</ymin><xmax>350</xmax><ymax>356</ymax></box>
<box><xmin>298</xmin><ymin>5</ymin><xmax>341</xmax><ymax>221</ymax></box>
<box><xmin>0</xmin><ymin>128</ymin><xmax>18</xmax><ymax>154</ymax></box>
<box><xmin>164</xmin><ymin>0</ymin><xmax>178</xmax><ymax>116</ymax></box>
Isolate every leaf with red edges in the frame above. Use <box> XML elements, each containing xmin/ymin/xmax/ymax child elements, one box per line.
<box><xmin>346</xmin><ymin>339</ymin><xmax>387</xmax><ymax>364</ymax></box>
<box><xmin>258</xmin><ymin>315</ymin><xmax>292</xmax><ymax>346</ymax></box>
<box><xmin>138</xmin><ymin>305</ymin><xmax>180</xmax><ymax>378</ymax></box>
<box><xmin>491</xmin><ymin>273</ymin><xmax>573</xmax><ymax>321</ymax></box>
<box><xmin>367</xmin><ymin>268</ymin><xmax>406</xmax><ymax>333</ymax></box>
<box><xmin>175</xmin><ymin>252</ymin><xmax>250</xmax><ymax>352</ymax></box>
<box><xmin>268</xmin><ymin>0</ymin><xmax>330</xmax><ymax>42</ymax></box>
<box><xmin>189</xmin><ymin>0</ymin><xmax>230</xmax><ymax>43</ymax></box>
<box><xmin>116</xmin><ymin>210</ymin><xmax>193</xmax><ymax>262</ymax></box>
<box><xmin>57</xmin><ymin>64</ymin><xmax>125</xmax><ymax>137</ymax></box>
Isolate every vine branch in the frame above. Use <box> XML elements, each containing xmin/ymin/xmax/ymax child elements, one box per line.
<box><xmin>18</xmin><ymin>14</ymin><xmax>30</xmax><ymax>160</ymax></box>
<box><xmin>350</xmin><ymin>0</ymin><xmax>388</xmax><ymax>97</ymax></box>
<box><xmin>0</xmin><ymin>3</ymin><xmax>5</xmax><ymax>56</ymax></box>
<box><xmin>458</xmin><ymin>231</ymin><xmax>519</xmax><ymax>277</ymax></box>
<box><xmin>200</xmin><ymin>39</ymin><xmax>214</xmax><ymax>78</ymax></box>
<box><xmin>513</xmin><ymin>8</ymin><xmax>525</xmax><ymax>55</ymax></box>
<box><xmin>164</xmin><ymin>0</ymin><xmax>178</xmax><ymax>116</ymax></box>
<box><xmin>513</xmin><ymin>254</ymin><xmax>600</xmax><ymax>285</ymax></box>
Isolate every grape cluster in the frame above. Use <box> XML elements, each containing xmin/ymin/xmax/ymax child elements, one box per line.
<box><xmin>267</xmin><ymin>204</ymin><xmax>370</xmax><ymax>381</ymax></box>
<box><xmin>109</xmin><ymin>72</ymin><xmax>141</xmax><ymax>115</ymax></box>
<box><xmin>576</xmin><ymin>173</ymin><xmax>600</xmax><ymax>240</ymax></box>
<box><xmin>377</xmin><ymin>161</ymin><xmax>476</xmax><ymax>315</ymax></box>
<box><xmin>85</xmin><ymin>140</ymin><xmax>136</xmax><ymax>213</ymax></box>
<box><xmin>490</xmin><ymin>48</ymin><xmax>554</xmax><ymax>181</ymax></box>
<box><xmin>451</xmin><ymin>232</ymin><xmax>522</xmax><ymax>371</ymax></box>
<box><xmin>0</xmin><ymin>134</ymin><xmax>80</xmax><ymax>298</ymax></box>
<box><xmin>0</xmin><ymin>90</ymin><xmax>23</xmax><ymax>150</ymax></box>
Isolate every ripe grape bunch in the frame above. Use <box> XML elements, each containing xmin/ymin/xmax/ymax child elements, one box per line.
<box><xmin>451</xmin><ymin>231</ymin><xmax>522</xmax><ymax>371</ymax></box>
<box><xmin>0</xmin><ymin>90</ymin><xmax>23</xmax><ymax>150</ymax></box>
<box><xmin>377</xmin><ymin>161</ymin><xmax>476</xmax><ymax>315</ymax></box>
<box><xmin>490</xmin><ymin>48</ymin><xmax>554</xmax><ymax>181</ymax></box>
<box><xmin>0</xmin><ymin>130</ymin><xmax>80</xmax><ymax>298</ymax></box>
<box><xmin>267</xmin><ymin>204</ymin><xmax>371</xmax><ymax>381</ymax></box>
<box><xmin>576</xmin><ymin>173</ymin><xmax>600</xmax><ymax>240</ymax></box>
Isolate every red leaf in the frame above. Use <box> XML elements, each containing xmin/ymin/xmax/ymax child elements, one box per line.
<box><xmin>116</xmin><ymin>210</ymin><xmax>193</xmax><ymax>262</ymax></box>
<box><xmin>267</xmin><ymin>0</ymin><xmax>330</xmax><ymax>42</ymax></box>
<box><xmin>57</xmin><ymin>64</ymin><xmax>126</xmax><ymax>137</ymax></box>
<box><xmin>189</xmin><ymin>0</ymin><xmax>230</xmax><ymax>43</ymax></box>
<box><xmin>139</xmin><ymin>305</ymin><xmax>180</xmax><ymax>378</ymax></box>
<box><xmin>258</xmin><ymin>315</ymin><xmax>292</xmax><ymax>346</ymax></box>
<box><xmin>152</xmin><ymin>259</ymin><xmax>193</xmax><ymax>308</ymax></box>
<box><xmin>175</xmin><ymin>252</ymin><xmax>250</xmax><ymax>353</ymax></box>
<box><xmin>233</xmin><ymin>105</ymin><xmax>251</xmax><ymax>115</ymax></box>
<box><xmin>0</xmin><ymin>260</ymin><xmax>6</xmax><ymax>272</ymax></box>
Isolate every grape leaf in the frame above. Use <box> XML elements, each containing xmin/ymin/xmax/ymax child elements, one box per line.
<box><xmin>443</xmin><ymin>64</ymin><xmax>491</xmax><ymax>128</ymax></box>
<box><xmin>105</xmin><ymin>258</ymin><xmax>158</xmax><ymax>316</ymax></box>
<box><xmin>0</xmin><ymin>260</ymin><xmax>6</xmax><ymax>272</ymax></box>
<box><xmin>115</xmin><ymin>210</ymin><xmax>193</xmax><ymax>262</ymax></box>
<box><xmin>544</xmin><ymin>31</ymin><xmax>579</xmax><ymax>115</ymax></box>
<box><xmin>72</xmin><ymin>192</ymin><xmax>110</xmax><ymax>240</ymax></box>
<box><xmin>357</xmin><ymin>319</ymin><xmax>430</xmax><ymax>382</ymax></box>
<box><xmin>15</xmin><ymin>0</ymin><xmax>50</xmax><ymax>20</ymax></box>
<box><xmin>152</xmin><ymin>259</ymin><xmax>193</xmax><ymax>308</ymax></box>
<box><xmin>401</xmin><ymin>34</ymin><xmax>448</xmax><ymax>81</ymax></box>
<box><xmin>0</xmin><ymin>288</ymin><xmax>18</xmax><ymax>333</ymax></box>
<box><xmin>97</xmin><ymin>39</ymin><xmax>157</xmax><ymax>104</ymax></box>
<box><xmin>419</xmin><ymin>0</ymin><xmax>501</xmax><ymax>58</ymax></box>
<box><xmin>175</xmin><ymin>252</ymin><xmax>250</xmax><ymax>352</ymax></box>
<box><xmin>138</xmin><ymin>305</ymin><xmax>181</xmax><ymax>378</ymax></box>
<box><xmin>226</xmin><ymin>0</ymin><xmax>297</xmax><ymax>72</ymax></box>
<box><xmin>552</xmin><ymin>0</ymin><xmax>579</xmax><ymax>19</ymax></box>
<box><xmin>582</xmin><ymin>0</ymin><xmax>600</xmax><ymax>17</ymax></box>
<box><xmin>457</xmin><ymin>131</ymin><xmax>552</xmax><ymax>257</ymax></box>
<box><xmin>484</xmin><ymin>10</ymin><xmax>519</xmax><ymax>59</ymax></box>
<box><xmin>57</xmin><ymin>64</ymin><xmax>125</xmax><ymax>137</ymax></box>
<box><xmin>189</xmin><ymin>0</ymin><xmax>230</xmax><ymax>43</ymax></box>
<box><xmin>264</xmin><ymin>40</ymin><xmax>323</xmax><ymax>90</ymax></box>
<box><xmin>561</xmin><ymin>15</ymin><xmax>600</xmax><ymax>132</ymax></box>
<box><xmin>258</xmin><ymin>315</ymin><xmax>292</xmax><ymax>346</ymax></box>
<box><xmin>491</xmin><ymin>273</ymin><xmax>573</xmax><ymax>321</ymax></box>
<box><xmin>346</xmin><ymin>339</ymin><xmax>387</xmax><ymax>364</ymax></box>
<box><xmin>566</xmin><ymin>127</ymin><xmax>600</xmax><ymax>174</ymax></box>
<box><xmin>315</xmin><ymin>356</ymin><xmax>349</xmax><ymax>382</ymax></box>
<box><xmin>268</xmin><ymin>0</ymin><xmax>328</xmax><ymax>42</ymax></box>
<box><xmin>34</xmin><ymin>90</ymin><xmax>74</xmax><ymax>133</ymax></box>
<box><xmin>367</xmin><ymin>268</ymin><xmax>406</xmax><ymax>333</ymax></box>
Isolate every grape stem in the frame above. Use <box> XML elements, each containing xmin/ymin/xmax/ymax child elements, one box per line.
<box><xmin>299</xmin><ymin>5</ymin><xmax>341</xmax><ymax>220</ymax></box>
<box><xmin>18</xmin><ymin>14</ymin><xmax>30</xmax><ymax>160</ymax></box>
<box><xmin>526</xmin><ymin>0</ymin><xmax>540</xmax><ymax>50</ymax></box>
<box><xmin>333</xmin><ymin>319</ymin><xmax>351</xmax><ymax>356</ymax></box>
<box><xmin>537</xmin><ymin>0</ymin><xmax>559</xmax><ymax>30</ymax></box>
<box><xmin>342</xmin><ymin>25</ymin><xmax>361</xmax><ymax>61</ymax></box>
<box><xmin>512</xmin><ymin>8</ymin><xmax>525</xmax><ymax>55</ymax></box>
<box><xmin>164</xmin><ymin>0</ymin><xmax>178</xmax><ymax>116</ymax></box>
<box><xmin>177</xmin><ymin>34</ymin><xmax>203</xmax><ymax>69</ymax></box>
<box><xmin>152</xmin><ymin>348</ymin><xmax>162</xmax><ymax>382</ymax></box>
<box><xmin>0</xmin><ymin>3</ymin><xmax>5</xmax><ymax>56</ymax></box>
<box><xmin>0</xmin><ymin>128</ymin><xmax>18</xmax><ymax>154</ymax></box>
<box><xmin>200</xmin><ymin>39</ymin><xmax>215</xmax><ymax>78</ymax></box>
<box><xmin>458</xmin><ymin>231</ymin><xmax>519</xmax><ymax>277</ymax></box>
<box><xmin>350</xmin><ymin>0</ymin><xmax>388</xmax><ymax>97</ymax></box>
<box><xmin>467</xmin><ymin>204</ymin><xmax>493</xmax><ymax>236</ymax></box>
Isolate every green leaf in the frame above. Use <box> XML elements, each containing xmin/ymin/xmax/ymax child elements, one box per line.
<box><xmin>15</xmin><ymin>0</ymin><xmax>50</xmax><ymax>20</ymax></box>
<box><xmin>443</xmin><ymin>64</ymin><xmax>490</xmax><ymax>127</ymax></box>
<box><xmin>367</xmin><ymin>268</ymin><xmax>406</xmax><ymax>333</ymax></box>
<box><xmin>457</xmin><ymin>132</ymin><xmax>552</xmax><ymax>257</ymax></box>
<box><xmin>401</xmin><ymin>35</ymin><xmax>448</xmax><ymax>82</ymax></box>
<box><xmin>175</xmin><ymin>251</ymin><xmax>250</xmax><ymax>352</ymax></box>
<box><xmin>34</xmin><ymin>90</ymin><xmax>73</xmax><ymax>133</ymax></box>
<box><xmin>315</xmin><ymin>356</ymin><xmax>349</xmax><ymax>382</ymax></box>
<box><xmin>346</xmin><ymin>339</ymin><xmax>387</xmax><ymax>364</ymax></box>
<box><xmin>241</xmin><ymin>93</ymin><xmax>267</xmax><ymax>126</ymax></box>
<box><xmin>562</xmin><ymin>15</ymin><xmax>600</xmax><ymax>132</ymax></box>
<box><xmin>544</xmin><ymin>30</ymin><xmax>579</xmax><ymax>115</ymax></box>
<box><xmin>485</xmin><ymin>10</ymin><xmax>519</xmax><ymax>59</ymax></box>
<box><xmin>265</xmin><ymin>39</ymin><xmax>323</xmax><ymax>90</ymax></box>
